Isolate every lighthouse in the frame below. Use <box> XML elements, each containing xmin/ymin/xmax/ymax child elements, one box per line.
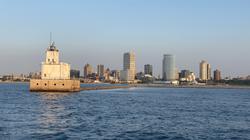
<box><xmin>41</xmin><ymin>42</ymin><xmax>70</xmax><ymax>80</ymax></box>
<box><xmin>30</xmin><ymin>38</ymin><xmax>80</xmax><ymax>92</ymax></box>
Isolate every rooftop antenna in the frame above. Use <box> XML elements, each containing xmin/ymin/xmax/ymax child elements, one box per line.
<box><xmin>50</xmin><ymin>32</ymin><xmax>52</xmax><ymax>46</ymax></box>
<box><xmin>48</xmin><ymin>32</ymin><xmax>57</xmax><ymax>51</ymax></box>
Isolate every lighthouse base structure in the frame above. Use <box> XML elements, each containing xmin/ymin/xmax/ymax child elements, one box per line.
<box><xmin>30</xmin><ymin>79</ymin><xmax>80</xmax><ymax>92</ymax></box>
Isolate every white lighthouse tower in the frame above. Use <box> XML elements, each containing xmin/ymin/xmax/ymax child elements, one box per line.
<box><xmin>41</xmin><ymin>41</ymin><xmax>70</xmax><ymax>80</ymax></box>
<box><xmin>30</xmin><ymin>35</ymin><xmax>80</xmax><ymax>92</ymax></box>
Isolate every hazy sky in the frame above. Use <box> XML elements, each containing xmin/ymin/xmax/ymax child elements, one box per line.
<box><xmin>0</xmin><ymin>0</ymin><xmax>249</xmax><ymax>77</ymax></box>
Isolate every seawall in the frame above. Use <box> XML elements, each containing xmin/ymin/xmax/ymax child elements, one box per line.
<box><xmin>30</xmin><ymin>79</ymin><xmax>80</xmax><ymax>92</ymax></box>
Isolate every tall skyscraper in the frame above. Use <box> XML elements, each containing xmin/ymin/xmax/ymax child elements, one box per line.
<box><xmin>199</xmin><ymin>60</ymin><xmax>211</xmax><ymax>81</ymax></box>
<box><xmin>84</xmin><ymin>63</ymin><xmax>93</xmax><ymax>78</ymax></box>
<box><xmin>121</xmin><ymin>51</ymin><xmax>136</xmax><ymax>81</ymax></box>
<box><xmin>207</xmin><ymin>64</ymin><xmax>211</xmax><ymax>80</ymax></box>
<box><xmin>214</xmin><ymin>69</ymin><xmax>221</xmax><ymax>81</ymax></box>
<box><xmin>97</xmin><ymin>64</ymin><xmax>104</xmax><ymax>77</ymax></box>
<box><xmin>162</xmin><ymin>54</ymin><xmax>176</xmax><ymax>81</ymax></box>
<box><xmin>144</xmin><ymin>64</ymin><xmax>153</xmax><ymax>76</ymax></box>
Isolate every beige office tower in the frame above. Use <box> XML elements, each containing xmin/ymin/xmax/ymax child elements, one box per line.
<box><xmin>207</xmin><ymin>64</ymin><xmax>211</xmax><ymax>80</ymax></box>
<box><xmin>199</xmin><ymin>60</ymin><xmax>211</xmax><ymax>81</ymax></box>
<box><xmin>121</xmin><ymin>51</ymin><xmax>136</xmax><ymax>81</ymax></box>
<box><xmin>84</xmin><ymin>64</ymin><xmax>93</xmax><ymax>78</ymax></box>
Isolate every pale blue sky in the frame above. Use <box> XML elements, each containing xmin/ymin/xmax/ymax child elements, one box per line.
<box><xmin>0</xmin><ymin>0</ymin><xmax>249</xmax><ymax>77</ymax></box>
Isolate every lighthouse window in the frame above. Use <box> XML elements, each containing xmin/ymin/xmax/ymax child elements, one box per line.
<box><xmin>44</xmin><ymin>74</ymin><xmax>46</xmax><ymax>77</ymax></box>
<box><xmin>36</xmin><ymin>83</ymin><xmax>39</xmax><ymax>85</ymax></box>
<box><xmin>54</xmin><ymin>83</ymin><xmax>56</xmax><ymax>86</ymax></box>
<box><xmin>62</xmin><ymin>84</ymin><xmax>65</xmax><ymax>86</ymax></box>
<box><xmin>48</xmin><ymin>59</ymin><xmax>50</xmax><ymax>62</ymax></box>
<box><xmin>44</xmin><ymin>83</ymin><xmax>47</xmax><ymax>86</ymax></box>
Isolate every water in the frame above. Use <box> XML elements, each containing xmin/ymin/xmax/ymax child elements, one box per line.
<box><xmin>0</xmin><ymin>83</ymin><xmax>250</xmax><ymax>140</ymax></box>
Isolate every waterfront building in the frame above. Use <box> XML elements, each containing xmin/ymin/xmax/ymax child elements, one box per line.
<box><xmin>70</xmin><ymin>69</ymin><xmax>80</xmax><ymax>79</ymax></box>
<box><xmin>207</xmin><ymin>64</ymin><xmax>211</xmax><ymax>80</ymax></box>
<box><xmin>179</xmin><ymin>70</ymin><xmax>196</xmax><ymax>83</ymax></box>
<box><xmin>97</xmin><ymin>64</ymin><xmax>105</xmax><ymax>77</ymax></box>
<box><xmin>41</xmin><ymin>42</ymin><xmax>70</xmax><ymax>80</ymax></box>
<box><xmin>162</xmin><ymin>54</ymin><xmax>176</xmax><ymax>81</ymax></box>
<box><xmin>144</xmin><ymin>64</ymin><xmax>153</xmax><ymax>76</ymax></box>
<box><xmin>29</xmin><ymin>72</ymin><xmax>41</xmax><ymax>79</ymax></box>
<box><xmin>188</xmin><ymin>72</ymin><xmax>196</xmax><ymax>82</ymax></box>
<box><xmin>175</xmin><ymin>68</ymin><xmax>179</xmax><ymax>80</ymax></box>
<box><xmin>199</xmin><ymin>60</ymin><xmax>211</xmax><ymax>81</ymax></box>
<box><xmin>2</xmin><ymin>74</ymin><xmax>28</xmax><ymax>82</ymax></box>
<box><xmin>141</xmin><ymin>74</ymin><xmax>154</xmax><ymax>83</ymax></box>
<box><xmin>214</xmin><ymin>69</ymin><xmax>221</xmax><ymax>81</ymax></box>
<box><xmin>120</xmin><ymin>70</ymin><xmax>131</xmax><ymax>82</ymax></box>
<box><xmin>111</xmin><ymin>70</ymin><xmax>120</xmax><ymax>81</ymax></box>
<box><xmin>136</xmin><ymin>72</ymin><xmax>145</xmax><ymax>80</ymax></box>
<box><xmin>121</xmin><ymin>51</ymin><xmax>136</xmax><ymax>82</ymax></box>
<box><xmin>180</xmin><ymin>70</ymin><xmax>191</xmax><ymax>79</ymax></box>
<box><xmin>84</xmin><ymin>63</ymin><xmax>93</xmax><ymax>78</ymax></box>
<box><xmin>104</xmin><ymin>68</ymin><xmax>111</xmax><ymax>80</ymax></box>
<box><xmin>30</xmin><ymin>41</ymin><xmax>80</xmax><ymax>92</ymax></box>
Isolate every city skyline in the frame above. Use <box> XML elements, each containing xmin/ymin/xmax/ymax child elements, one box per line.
<box><xmin>0</xmin><ymin>0</ymin><xmax>250</xmax><ymax>77</ymax></box>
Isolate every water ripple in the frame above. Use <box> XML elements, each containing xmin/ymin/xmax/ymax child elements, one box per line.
<box><xmin>0</xmin><ymin>83</ymin><xmax>250</xmax><ymax>139</ymax></box>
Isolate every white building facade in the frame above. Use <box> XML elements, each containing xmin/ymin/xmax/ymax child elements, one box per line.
<box><xmin>199</xmin><ymin>60</ymin><xmax>211</xmax><ymax>81</ymax></box>
<box><xmin>162</xmin><ymin>54</ymin><xmax>176</xmax><ymax>81</ymax></box>
<box><xmin>41</xmin><ymin>42</ymin><xmax>70</xmax><ymax>80</ymax></box>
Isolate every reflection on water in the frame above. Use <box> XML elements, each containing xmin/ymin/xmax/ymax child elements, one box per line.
<box><xmin>36</xmin><ymin>92</ymin><xmax>76</xmax><ymax>135</ymax></box>
<box><xmin>39</xmin><ymin>92</ymin><xmax>73</xmax><ymax>100</ymax></box>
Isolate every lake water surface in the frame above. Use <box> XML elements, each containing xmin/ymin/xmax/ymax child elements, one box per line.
<box><xmin>0</xmin><ymin>83</ymin><xmax>250</xmax><ymax>140</ymax></box>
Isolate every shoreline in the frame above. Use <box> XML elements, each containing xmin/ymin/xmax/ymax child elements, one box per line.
<box><xmin>130</xmin><ymin>84</ymin><xmax>250</xmax><ymax>90</ymax></box>
<box><xmin>0</xmin><ymin>81</ymin><xmax>29</xmax><ymax>84</ymax></box>
<box><xmin>1</xmin><ymin>81</ymin><xmax>250</xmax><ymax>90</ymax></box>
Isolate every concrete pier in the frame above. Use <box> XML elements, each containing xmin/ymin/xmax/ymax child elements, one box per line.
<box><xmin>30</xmin><ymin>79</ymin><xmax>80</xmax><ymax>92</ymax></box>
<box><xmin>80</xmin><ymin>85</ymin><xmax>131</xmax><ymax>91</ymax></box>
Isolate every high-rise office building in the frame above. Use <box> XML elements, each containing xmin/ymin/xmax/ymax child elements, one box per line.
<box><xmin>207</xmin><ymin>64</ymin><xmax>211</xmax><ymax>80</ymax></box>
<box><xmin>97</xmin><ymin>64</ymin><xmax>104</xmax><ymax>77</ymax></box>
<box><xmin>84</xmin><ymin>63</ymin><xmax>93</xmax><ymax>78</ymax></box>
<box><xmin>162</xmin><ymin>54</ymin><xmax>176</xmax><ymax>81</ymax></box>
<box><xmin>144</xmin><ymin>64</ymin><xmax>153</xmax><ymax>76</ymax></box>
<box><xmin>121</xmin><ymin>51</ymin><xmax>136</xmax><ymax>81</ymax></box>
<box><xmin>214</xmin><ymin>69</ymin><xmax>221</xmax><ymax>81</ymax></box>
<box><xmin>199</xmin><ymin>60</ymin><xmax>211</xmax><ymax>81</ymax></box>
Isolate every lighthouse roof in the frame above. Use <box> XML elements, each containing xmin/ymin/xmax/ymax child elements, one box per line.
<box><xmin>48</xmin><ymin>41</ymin><xmax>58</xmax><ymax>51</ymax></box>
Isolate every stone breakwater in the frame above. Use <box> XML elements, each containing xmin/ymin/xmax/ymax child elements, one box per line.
<box><xmin>131</xmin><ymin>84</ymin><xmax>250</xmax><ymax>90</ymax></box>
<box><xmin>80</xmin><ymin>85</ymin><xmax>131</xmax><ymax>91</ymax></box>
<box><xmin>80</xmin><ymin>84</ymin><xmax>250</xmax><ymax>91</ymax></box>
<box><xmin>30</xmin><ymin>79</ymin><xmax>80</xmax><ymax>92</ymax></box>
